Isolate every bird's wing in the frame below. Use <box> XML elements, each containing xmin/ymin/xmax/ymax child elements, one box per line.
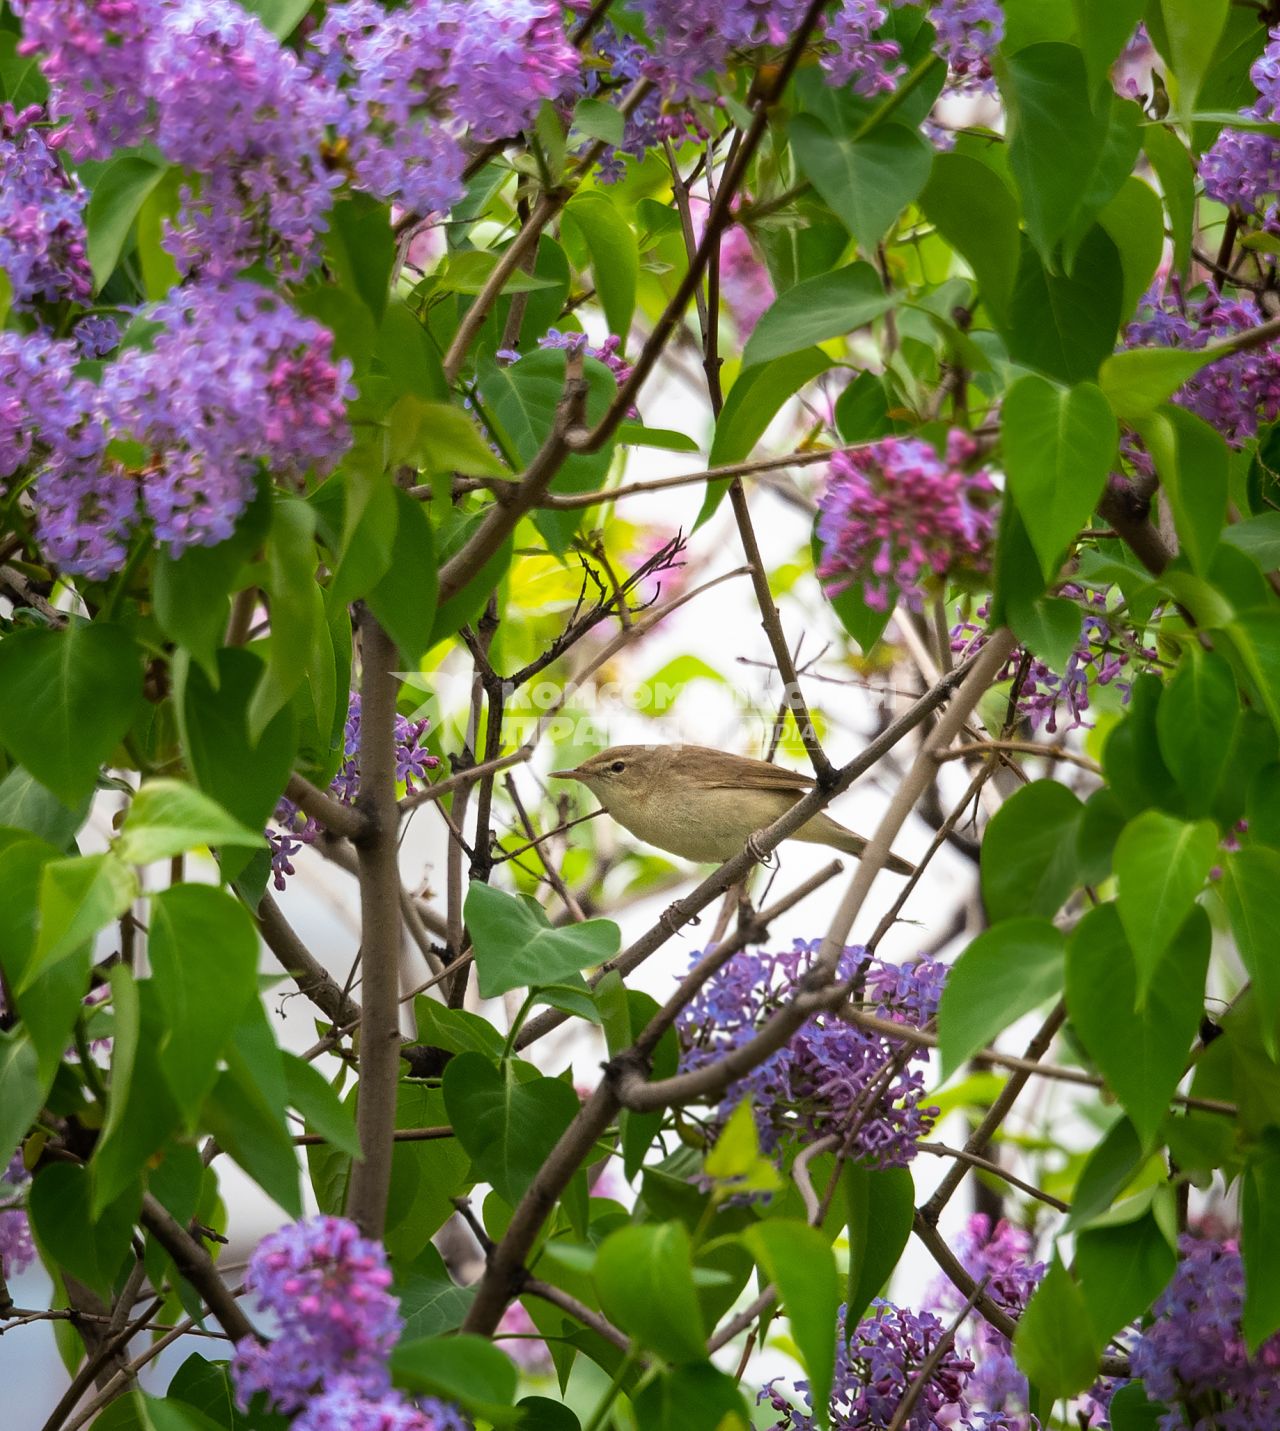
<box><xmin>699</xmin><ymin>755</ymin><xmax>817</xmax><ymax>793</ymax></box>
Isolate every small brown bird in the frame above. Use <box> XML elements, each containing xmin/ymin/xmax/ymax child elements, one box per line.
<box><xmin>551</xmin><ymin>743</ymin><xmax>915</xmax><ymax>874</ymax></box>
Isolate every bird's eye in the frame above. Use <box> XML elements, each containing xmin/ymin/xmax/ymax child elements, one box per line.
<box><xmin>610</xmin><ymin>760</ymin><xmax>626</xmax><ymax>773</ymax></box>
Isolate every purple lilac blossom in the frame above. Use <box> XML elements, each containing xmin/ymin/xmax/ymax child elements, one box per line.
<box><xmin>929</xmin><ymin>0</ymin><xmax>1005</xmax><ymax>93</ymax></box>
<box><xmin>951</xmin><ymin>587</ymin><xmax>1153</xmax><ymax>735</ymax></box>
<box><xmin>266</xmin><ymin>692</ymin><xmax>438</xmax><ymax>889</ymax></box>
<box><xmin>0</xmin><ymin>329</ymin><xmax>96</xmax><ymax>484</ymax></box>
<box><xmin>925</xmin><ymin>1216</ymin><xmax>1044</xmax><ymax>1425</ymax></box>
<box><xmin>231</xmin><ymin>1215</ymin><xmax>403</xmax><ymax>1414</ymax></box>
<box><xmin>1125</xmin><ymin>283</ymin><xmax>1280</xmax><ymax>446</ymax></box>
<box><xmin>146</xmin><ymin>0</ymin><xmax>346</xmax><ymax>280</ymax></box>
<box><xmin>1130</xmin><ymin>1236</ymin><xmax>1280</xmax><ymax>1431</ymax></box>
<box><xmin>312</xmin><ymin>0</ymin><xmax>577</xmax><ymax>218</ymax></box>
<box><xmin>762</xmin><ymin>1300</ymin><xmax>976</xmax><ymax>1430</ymax></box>
<box><xmin>676</xmin><ymin>939</ymin><xmax>945</xmax><ymax>1168</ymax></box>
<box><xmin>74</xmin><ymin>315</ymin><xmax>120</xmax><ymax>358</ymax></box>
<box><xmin>0</xmin><ymin>104</ymin><xmax>93</xmax><ymax>309</ymax></box>
<box><xmin>817</xmin><ymin>432</ymin><xmax>998</xmax><ymax>612</ymax></box>
<box><xmin>822</xmin><ymin>1</ymin><xmax>906</xmax><ymax>96</ymax></box>
<box><xmin>536</xmin><ymin>328</ymin><xmax>634</xmax><ymax>386</ymax></box>
<box><xmin>13</xmin><ymin>0</ymin><xmax>156</xmax><ymax>160</ymax></box>
<box><xmin>1199</xmin><ymin>26</ymin><xmax>1280</xmax><ymax>212</ymax></box>
<box><xmin>294</xmin><ymin>1380</ymin><xmax>471</xmax><ymax>1431</ymax></box>
<box><xmin>0</xmin><ymin>1152</ymin><xmax>34</xmax><ymax>1281</ymax></box>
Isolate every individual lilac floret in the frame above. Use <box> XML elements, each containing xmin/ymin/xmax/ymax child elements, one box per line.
<box><xmin>13</xmin><ymin>0</ymin><xmax>156</xmax><ymax>159</ymax></box>
<box><xmin>762</xmin><ymin>1300</ymin><xmax>975</xmax><ymax>1429</ymax></box>
<box><xmin>925</xmin><ymin>1216</ymin><xmax>1044</xmax><ymax>1423</ymax></box>
<box><xmin>232</xmin><ymin>1215</ymin><xmax>403</xmax><ymax>1414</ymax></box>
<box><xmin>930</xmin><ymin>0</ymin><xmax>1005</xmax><ymax>93</ymax></box>
<box><xmin>74</xmin><ymin>315</ymin><xmax>120</xmax><ymax>358</ymax></box>
<box><xmin>0</xmin><ymin>104</ymin><xmax>93</xmax><ymax>309</ymax></box>
<box><xmin>951</xmin><ymin>587</ymin><xmax>1153</xmax><ymax>735</ymax></box>
<box><xmin>1130</xmin><ymin>1236</ymin><xmax>1280</xmax><ymax>1430</ymax></box>
<box><xmin>294</xmin><ymin>1379</ymin><xmax>471</xmax><ymax>1431</ymax></box>
<box><xmin>817</xmin><ymin>433</ymin><xmax>998</xmax><ymax>612</ymax></box>
<box><xmin>147</xmin><ymin>0</ymin><xmax>346</xmax><ymax>279</ymax></box>
<box><xmin>266</xmin><ymin>692</ymin><xmax>438</xmax><ymax>888</ymax></box>
<box><xmin>1125</xmin><ymin>282</ymin><xmax>1280</xmax><ymax>446</ymax></box>
<box><xmin>677</xmin><ymin>940</ymin><xmax>945</xmax><ymax>1168</ymax></box>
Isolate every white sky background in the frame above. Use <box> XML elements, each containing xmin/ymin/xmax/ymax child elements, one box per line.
<box><xmin>2</xmin><ymin>350</ymin><xmax>1078</xmax><ymax>1425</ymax></box>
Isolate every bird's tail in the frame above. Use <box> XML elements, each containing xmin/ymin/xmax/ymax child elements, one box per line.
<box><xmin>805</xmin><ymin>813</ymin><xmax>917</xmax><ymax>876</ymax></box>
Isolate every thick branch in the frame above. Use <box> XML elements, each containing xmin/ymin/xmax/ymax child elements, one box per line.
<box><xmin>284</xmin><ymin>772</ymin><xmax>369</xmax><ymax>842</ymax></box>
<box><xmin>138</xmin><ymin>1195</ymin><xmax>254</xmax><ymax>1343</ymax></box>
<box><xmin>344</xmin><ymin>611</ymin><xmax>404</xmax><ymax>1239</ymax></box>
<box><xmin>257</xmin><ymin>890</ymin><xmax>361</xmax><ymax>1027</ymax></box>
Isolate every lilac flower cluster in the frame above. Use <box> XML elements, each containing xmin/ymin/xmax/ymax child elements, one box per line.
<box><xmin>718</xmin><ymin>224</ymin><xmax>776</xmax><ymax>337</ymax></box>
<box><xmin>951</xmin><ymin>587</ymin><xmax>1152</xmax><ymax>734</ymax></box>
<box><xmin>1125</xmin><ymin>282</ymin><xmax>1280</xmax><ymax>445</ymax></box>
<box><xmin>231</xmin><ymin>1215</ymin><xmax>467</xmax><ymax>1429</ymax></box>
<box><xmin>32</xmin><ymin>281</ymin><xmax>353</xmax><ymax>577</ymax></box>
<box><xmin>929</xmin><ymin>0</ymin><xmax>1005</xmax><ymax>93</ymax></box>
<box><xmin>762</xmin><ymin>1300</ymin><xmax>976</xmax><ymax>1430</ymax></box>
<box><xmin>0</xmin><ymin>104</ymin><xmax>93</xmax><ymax>310</ymax></box>
<box><xmin>0</xmin><ymin>1152</ymin><xmax>35</xmax><ymax>1281</ymax></box>
<box><xmin>311</xmin><ymin>0</ymin><xmax>577</xmax><ymax>219</ymax></box>
<box><xmin>817</xmin><ymin>433</ymin><xmax>998</xmax><ymax>613</ymax></box>
<box><xmin>676</xmin><ymin>939</ymin><xmax>945</xmax><ymax>1168</ymax></box>
<box><xmin>536</xmin><ymin>328</ymin><xmax>634</xmax><ymax>386</ymax></box>
<box><xmin>0</xmin><ymin>330</ymin><xmax>94</xmax><ymax>487</ymax></box>
<box><xmin>926</xmin><ymin>1216</ymin><xmax>1044</xmax><ymax>1425</ymax></box>
<box><xmin>1130</xmin><ymin>1236</ymin><xmax>1280</xmax><ymax>1431</ymax></box>
<box><xmin>267</xmin><ymin>693</ymin><xmax>438</xmax><ymax>888</ymax></box>
<box><xmin>1200</xmin><ymin>26</ymin><xmax>1280</xmax><ymax>212</ymax></box>
<box><xmin>821</xmin><ymin>1</ymin><xmax>906</xmax><ymax>96</ymax></box>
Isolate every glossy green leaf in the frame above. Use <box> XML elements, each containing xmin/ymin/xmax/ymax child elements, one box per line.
<box><xmin>744</xmin><ymin>1222</ymin><xmax>838</xmax><ymax>1427</ymax></box>
<box><xmin>149</xmin><ymin>885</ymin><xmax>259</xmax><ymax>1117</ymax></box>
<box><xmin>387</xmin><ymin>396</ymin><xmax>508</xmax><ymax>477</ymax></box>
<box><xmin>791</xmin><ymin>116</ymin><xmax>932</xmax><ymax>255</ymax></box>
<box><xmin>396</xmin><ymin>1243</ymin><xmax>475</xmax><ymax>1340</ymax></box>
<box><xmin>118</xmin><ymin>780</ymin><xmax>265</xmax><ymax>865</ymax></box>
<box><xmin>633</xmin><ymin>1364</ymin><xmax>750</xmax><ymax>1431</ymax></box>
<box><xmin>1010</xmin><ymin>594</ymin><xmax>1082</xmax><ymax>673</ymax></box>
<box><xmin>595</xmin><ymin>1221</ymin><xmax>706</xmax><ymax>1363</ymax></box>
<box><xmin>1066</xmin><ymin>903</ymin><xmax>1210</xmax><ymax>1146</ymax></box>
<box><xmin>1097</xmin><ymin>177</ymin><xmax>1165</xmax><ymax>325</ymax></box>
<box><xmin>0</xmin><ymin>622</ymin><xmax>143</xmax><ymax>805</ymax></box>
<box><xmin>1070</xmin><ymin>0</ymin><xmax>1147</xmax><ymax>90</ymax></box>
<box><xmin>0</xmin><ymin>1030</ymin><xmax>45</xmax><ymax>1172</ymax></box>
<box><xmin>1064</xmin><ymin>1117</ymin><xmax>1145</xmax><ymax>1231</ymax></box>
<box><xmin>1002</xmin><ymin>376</ymin><xmax>1117</xmax><ymax>579</ymax></box>
<box><xmin>442</xmin><ymin>1052</ymin><xmax>579</xmax><ymax>1207</ymax></box>
<box><xmin>919</xmin><ymin>152</ymin><xmax>1021</xmax><ymax>327</ymax></box>
<box><xmin>1225</xmin><ymin>513</ymin><xmax>1280</xmax><ymax>573</ymax></box>
<box><xmin>1155</xmin><ymin>648</ymin><xmax>1239</xmax><ymax>812</ymax></box>
<box><xmin>1076</xmin><ymin>1211</ymin><xmax>1176</xmax><ymax>1342</ymax></box>
<box><xmin>1136</xmin><ymin>407</ymin><xmax>1227</xmax><ymax>573</ymax></box>
<box><xmin>1220</xmin><ymin>847</ymin><xmax>1280</xmax><ymax>1058</ymax></box>
<box><xmin>366</xmin><ymin>488</ymin><xmax>439</xmax><ymax>664</ymax></box>
<box><xmin>282</xmin><ymin>1054</ymin><xmax>361</xmax><ymax>1159</ymax></box>
<box><xmin>743</xmin><ymin>263</ymin><xmax>894</xmax><ymax>367</ymax></box>
<box><xmin>1002</xmin><ymin>43</ymin><xmax>1109</xmax><ymax>258</ymax></box>
<box><xmin>1158</xmin><ymin>0</ymin><xmax>1229</xmax><ymax>121</ymax></box>
<box><xmin>0</xmin><ymin>767</ymin><xmax>88</xmax><ymax>850</ymax></box>
<box><xmin>28</xmin><ymin>851</ymin><xmax>138</xmax><ymax>988</ymax></box>
<box><xmin>1005</xmin><ymin>229</ymin><xmax>1124</xmax><ymax>384</ymax></box>
<box><xmin>1226</xmin><ymin>609</ymin><xmax>1280</xmax><ymax>740</ymax></box>
<box><xmin>28</xmin><ymin>1161</ymin><xmax>137</xmax><ymax>1300</ymax></box>
<box><xmin>981</xmin><ymin>780</ymin><xmax>1084</xmax><ymax>921</ymax></box>
<box><xmin>1114</xmin><ymin>810</ymin><xmax>1216</xmax><ymax>1006</ymax></box>
<box><xmin>86</xmin><ymin>155</ymin><xmax>170</xmax><ymax>290</ymax></box>
<box><xmin>563</xmin><ymin>191</ymin><xmax>638</xmax><ymax>340</ymax></box>
<box><xmin>1142</xmin><ymin>126</ymin><xmax>1195</xmax><ymax>276</ymax></box>
<box><xmin>843</xmin><ymin>1165</ymin><xmax>914</xmax><ymax>1325</ymax></box>
<box><xmin>464</xmin><ymin>882</ymin><xmax>619</xmax><ymax>997</ymax></box>
<box><xmin>704</xmin><ymin>1099</ymin><xmax>783</xmax><ymax>1198</ymax></box>
<box><xmin>1108</xmin><ymin>1383</ymin><xmax>1167</xmax><ymax>1431</ymax></box>
<box><xmin>1013</xmin><ymin>1254</ymin><xmax>1100</xmax><ymax>1399</ymax></box>
<box><xmin>248</xmin><ymin>495</ymin><xmax>321</xmax><ymax>742</ymax></box>
<box><xmin>937</xmin><ymin>919</ymin><xmax>1066</xmax><ymax>1079</ymax></box>
<box><xmin>240</xmin><ymin>0</ymin><xmax>312</xmax><ymax>35</ymax></box>
<box><xmin>391</xmin><ymin>1334</ymin><xmax>519</xmax><ymax>1425</ymax></box>
<box><xmin>326</xmin><ymin>193</ymin><xmax>395</xmax><ymax>322</ymax></box>
<box><xmin>1241</xmin><ymin>1130</ymin><xmax>1280</xmax><ymax>1350</ymax></box>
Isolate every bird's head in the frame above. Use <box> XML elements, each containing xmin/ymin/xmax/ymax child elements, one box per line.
<box><xmin>549</xmin><ymin>745</ymin><xmax>667</xmax><ymax>810</ymax></box>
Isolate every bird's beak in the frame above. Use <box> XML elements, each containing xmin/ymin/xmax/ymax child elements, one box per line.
<box><xmin>549</xmin><ymin>767</ymin><xmax>581</xmax><ymax>780</ymax></box>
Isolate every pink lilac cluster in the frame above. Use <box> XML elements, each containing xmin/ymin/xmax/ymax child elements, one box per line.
<box><xmin>310</xmin><ymin>0</ymin><xmax>577</xmax><ymax>219</ymax></box>
<box><xmin>817</xmin><ymin>433</ymin><xmax>998</xmax><ymax>613</ymax></box>
<box><xmin>267</xmin><ymin>692</ymin><xmax>438</xmax><ymax>888</ymax></box>
<box><xmin>676</xmin><ymin>939</ymin><xmax>945</xmax><ymax>1168</ymax></box>
<box><xmin>1125</xmin><ymin>282</ymin><xmax>1280</xmax><ymax>446</ymax></box>
<box><xmin>926</xmin><ymin>1216</ymin><xmax>1044</xmax><ymax>1427</ymax></box>
<box><xmin>1201</xmin><ymin>26</ymin><xmax>1280</xmax><ymax>213</ymax></box>
<box><xmin>232</xmin><ymin>1216</ymin><xmax>466</xmax><ymax>1429</ymax></box>
<box><xmin>0</xmin><ymin>104</ymin><xmax>93</xmax><ymax>310</ymax></box>
<box><xmin>1129</xmin><ymin>1236</ymin><xmax>1280</xmax><ymax>1431</ymax></box>
<box><xmin>762</xmin><ymin>1300</ymin><xmax>976</xmax><ymax>1430</ymax></box>
<box><xmin>951</xmin><ymin>587</ymin><xmax>1152</xmax><ymax>734</ymax></box>
<box><xmin>718</xmin><ymin>224</ymin><xmax>776</xmax><ymax>337</ymax></box>
<box><xmin>497</xmin><ymin>1300</ymin><xmax>554</xmax><ymax>1375</ymax></box>
<box><xmin>0</xmin><ymin>1151</ymin><xmax>35</xmax><ymax>1281</ymax></box>
<box><xmin>33</xmin><ymin>281</ymin><xmax>353</xmax><ymax>577</ymax></box>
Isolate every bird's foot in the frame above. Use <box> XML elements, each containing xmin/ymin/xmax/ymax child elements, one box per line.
<box><xmin>745</xmin><ymin>830</ymin><xmax>776</xmax><ymax>866</ymax></box>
